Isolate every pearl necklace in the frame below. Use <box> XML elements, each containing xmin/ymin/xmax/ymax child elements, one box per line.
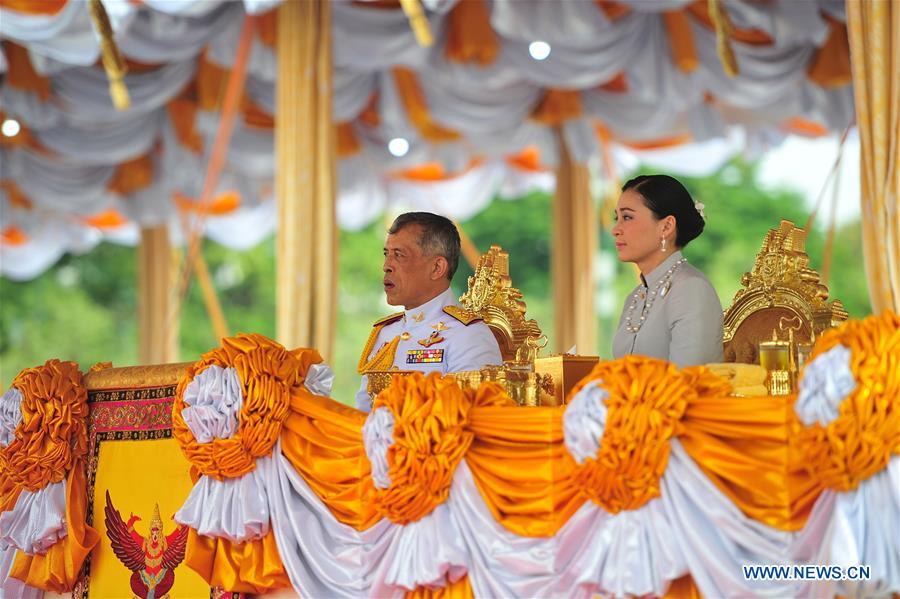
<box><xmin>624</xmin><ymin>257</ymin><xmax>687</xmax><ymax>334</ymax></box>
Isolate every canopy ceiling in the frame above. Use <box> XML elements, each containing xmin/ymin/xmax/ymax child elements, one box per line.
<box><xmin>0</xmin><ymin>0</ymin><xmax>854</xmax><ymax>280</ymax></box>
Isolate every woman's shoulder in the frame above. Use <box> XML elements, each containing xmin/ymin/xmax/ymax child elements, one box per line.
<box><xmin>670</xmin><ymin>262</ymin><xmax>722</xmax><ymax>306</ymax></box>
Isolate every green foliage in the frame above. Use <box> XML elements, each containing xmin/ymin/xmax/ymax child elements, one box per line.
<box><xmin>0</xmin><ymin>159</ymin><xmax>872</xmax><ymax>402</ymax></box>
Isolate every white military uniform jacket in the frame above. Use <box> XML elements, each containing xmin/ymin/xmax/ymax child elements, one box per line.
<box><xmin>356</xmin><ymin>287</ymin><xmax>503</xmax><ymax>412</ymax></box>
<box><xmin>612</xmin><ymin>250</ymin><xmax>724</xmax><ymax>367</ymax></box>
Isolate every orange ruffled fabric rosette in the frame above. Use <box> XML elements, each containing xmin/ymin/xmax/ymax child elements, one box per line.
<box><xmin>565</xmin><ymin>356</ymin><xmax>732</xmax><ymax>514</ymax></box>
<box><xmin>171</xmin><ymin>333</ymin><xmax>322</xmax><ymax>480</ymax></box>
<box><xmin>369</xmin><ymin>372</ymin><xmax>514</xmax><ymax>525</ymax></box>
<box><xmin>0</xmin><ymin>359</ymin><xmax>99</xmax><ymax>592</ymax></box>
<box><xmin>171</xmin><ymin>333</ymin><xmax>323</xmax><ymax>593</ymax></box>
<box><xmin>791</xmin><ymin>311</ymin><xmax>900</xmax><ymax>492</ymax></box>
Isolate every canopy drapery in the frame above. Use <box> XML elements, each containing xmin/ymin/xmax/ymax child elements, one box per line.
<box><xmin>1</xmin><ymin>0</ymin><xmax>856</xmax><ymax>282</ymax></box>
<box><xmin>847</xmin><ymin>0</ymin><xmax>900</xmax><ymax>314</ymax></box>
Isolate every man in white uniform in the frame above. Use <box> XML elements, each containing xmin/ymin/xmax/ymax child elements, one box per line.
<box><xmin>355</xmin><ymin>212</ymin><xmax>503</xmax><ymax>412</ymax></box>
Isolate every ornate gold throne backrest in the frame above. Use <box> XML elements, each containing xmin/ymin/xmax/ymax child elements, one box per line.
<box><xmin>458</xmin><ymin>245</ymin><xmax>546</xmax><ymax>363</ymax></box>
<box><xmin>723</xmin><ymin>220</ymin><xmax>848</xmax><ymax>364</ymax></box>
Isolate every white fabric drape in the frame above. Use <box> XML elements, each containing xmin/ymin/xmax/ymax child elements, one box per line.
<box><xmin>0</xmin><ymin>481</ymin><xmax>68</xmax><ymax>555</ymax></box>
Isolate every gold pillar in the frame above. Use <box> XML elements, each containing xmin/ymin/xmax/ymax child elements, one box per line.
<box><xmin>276</xmin><ymin>0</ymin><xmax>337</xmax><ymax>357</ymax></box>
<box><xmin>552</xmin><ymin>128</ymin><xmax>597</xmax><ymax>354</ymax></box>
<box><xmin>847</xmin><ymin>0</ymin><xmax>900</xmax><ymax>313</ymax></box>
<box><xmin>137</xmin><ymin>226</ymin><xmax>178</xmax><ymax>364</ymax></box>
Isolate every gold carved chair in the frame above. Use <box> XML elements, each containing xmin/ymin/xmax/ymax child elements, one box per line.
<box><xmin>458</xmin><ymin>245</ymin><xmax>546</xmax><ymax>363</ymax></box>
<box><xmin>723</xmin><ymin>220</ymin><xmax>848</xmax><ymax>365</ymax></box>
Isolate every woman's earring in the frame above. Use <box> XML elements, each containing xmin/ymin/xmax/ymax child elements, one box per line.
<box><xmin>661</xmin><ymin>237</ymin><xmax>667</xmax><ymax>253</ymax></box>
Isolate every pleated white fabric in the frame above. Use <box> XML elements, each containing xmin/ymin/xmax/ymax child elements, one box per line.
<box><xmin>0</xmin><ymin>481</ymin><xmax>68</xmax><ymax>555</ymax></box>
<box><xmin>795</xmin><ymin>344</ymin><xmax>856</xmax><ymax>426</ymax></box>
<box><xmin>793</xmin><ymin>457</ymin><xmax>900</xmax><ymax>599</ymax></box>
<box><xmin>181</xmin><ymin>365</ymin><xmax>243</xmax><ymax>443</ymax></box>
<box><xmin>0</xmin><ymin>388</ymin><xmax>23</xmax><ymax>447</ymax></box>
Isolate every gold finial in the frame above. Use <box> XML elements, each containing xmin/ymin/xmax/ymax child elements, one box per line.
<box><xmin>150</xmin><ymin>504</ymin><xmax>163</xmax><ymax>531</ymax></box>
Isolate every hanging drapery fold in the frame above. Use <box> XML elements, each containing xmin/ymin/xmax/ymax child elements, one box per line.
<box><xmin>276</xmin><ymin>0</ymin><xmax>338</xmax><ymax>359</ymax></box>
<box><xmin>847</xmin><ymin>0</ymin><xmax>900</xmax><ymax>314</ymax></box>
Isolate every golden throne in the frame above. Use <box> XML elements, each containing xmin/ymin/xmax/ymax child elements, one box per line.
<box><xmin>723</xmin><ymin>220</ymin><xmax>848</xmax><ymax>365</ymax></box>
<box><xmin>458</xmin><ymin>245</ymin><xmax>545</xmax><ymax>363</ymax></box>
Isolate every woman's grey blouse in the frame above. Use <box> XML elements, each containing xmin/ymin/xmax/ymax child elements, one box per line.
<box><xmin>612</xmin><ymin>250</ymin><xmax>724</xmax><ymax>367</ymax></box>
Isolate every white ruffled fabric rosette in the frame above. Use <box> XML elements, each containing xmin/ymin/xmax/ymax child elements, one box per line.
<box><xmin>791</xmin><ymin>344</ymin><xmax>900</xmax><ymax>599</ymax></box>
<box><xmin>0</xmin><ymin>387</ymin><xmax>58</xmax><ymax>599</ymax></box>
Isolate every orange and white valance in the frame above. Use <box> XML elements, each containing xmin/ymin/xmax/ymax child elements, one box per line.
<box><xmin>1</xmin><ymin>0</ymin><xmax>854</xmax><ymax>278</ymax></box>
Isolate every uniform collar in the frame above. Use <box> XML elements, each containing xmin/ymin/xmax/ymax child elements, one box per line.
<box><xmin>639</xmin><ymin>250</ymin><xmax>684</xmax><ymax>288</ymax></box>
<box><xmin>404</xmin><ymin>287</ymin><xmax>455</xmax><ymax>324</ymax></box>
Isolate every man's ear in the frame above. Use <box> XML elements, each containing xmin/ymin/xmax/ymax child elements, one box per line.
<box><xmin>431</xmin><ymin>256</ymin><xmax>449</xmax><ymax>281</ymax></box>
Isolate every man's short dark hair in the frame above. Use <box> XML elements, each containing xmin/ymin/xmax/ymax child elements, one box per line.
<box><xmin>388</xmin><ymin>212</ymin><xmax>461</xmax><ymax>280</ymax></box>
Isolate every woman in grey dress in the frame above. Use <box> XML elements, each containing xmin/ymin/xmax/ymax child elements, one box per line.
<box><xmin>611</xmin><ymin>174</ymin><xmax>724</xmax><ymax>367</ymax></box>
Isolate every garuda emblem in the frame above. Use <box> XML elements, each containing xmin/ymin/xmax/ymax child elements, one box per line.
<box><xmin>104</xmin><ymin>491</ymin><xmax>189</xmax><ymax>599</ymax></box>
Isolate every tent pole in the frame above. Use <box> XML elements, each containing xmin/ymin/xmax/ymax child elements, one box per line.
<box><xmin>552</xmin><ymin>128</ymin><xmax>597</xmax><ymax>355</ymax></box>
<box><xmin>138</xmin><ymin>226</ymin><xmax>178</xmax><ymax>364</ymax></box>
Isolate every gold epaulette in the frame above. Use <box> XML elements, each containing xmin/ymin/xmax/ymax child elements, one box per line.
<box><xmin>358</xmin><ymin>312</ymin><xmax>405</xmax><ymax>374</ymax></box>
<box><xmin>373</xmin><ymin>312</ymin><xmax>405</xmax><ymax>327</ymax></box>
<box><xmin>443</xmin><ymin>305</ymin><xmax>483</xmax><ymax>325</ymax></box>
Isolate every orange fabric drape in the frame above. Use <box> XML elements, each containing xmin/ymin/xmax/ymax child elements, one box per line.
<box><xmin>664</xmin><ymin>574</ymin><xmax>703</xmax><ymax>599</ymax></box>
<box><xmin>0</xmin><ymin>0</ymin><xmax>67</xmax><ymax>14</ymax></box>
<box><xmin>280</xmin><ymin>391</ymin><xmax>381</xmax><ymax>531</ymax></box>
<box><xmin>106</xmin><ymin>153</ymin><xmax>154</xmax><ymax>195</ymax></box>
<box><xmin>407</xmin><ymin>574</ymin><xmax>475</xmax><ymax>599</ymax></box>
<box><xmin>465</xmin><ymin>406</ymin><xmax>582</xmax><ymax>537</ymax></box>
<box><xmin>167</xmin><ymin>97</ymin><xmax>204</xmax><ymax>153</ymax></box>
<box><xmin>392</xmin><ymin>68</ymin><xmax>461</xmax><ymax>142</ymax></box>
<box><xmin>1</xmin><ymin>225</ymin><xmax>29</xmax><ymax>246</ymax></box>
<box><xmin>196</xmin><ymin>55</ymin><xmax>233</xmax><ymax>112</ymax></box>
<box><xmin>594</xmin><ymin>1</ymin><xmax>631</xmax><ymax>21</ymax></box>
<box><xmin>679</xmin><ymin>393</ymin><xmax>821</xmax><ymax>531</ymax></box>
<box><xmin>808</xmin><ymin>15</ymin><xmax>852</xmax><ymax>88</ymax></box>
<box><xmin>3</xmin><ymin>41</ymin><xmax>52</xmax><ymax>101</ymax></box>
<box><xmin>10</xmin><ymin>461</ymin><xmax>100</xmax><ymax>592</ymax></box>
<box><xmin>336</xmin><ymin>121</ymin><xmax>362</xmax><ymax>158</ymax></box>
<box><xmin>184</xmin><ymin>529</ymin><xmax>291</xmax><ymax>594</ymax></box>
<box><xmin>82</xmin><ymin>209</ymin><xmax>128</xmax><ymax>229</ymax></box>
<box><xmin>598</xmin><ymin>71</ymin><xmax>629</xmax><ymax>93</ymax></box>
<box><xmin>256</xmin><ymin>7</ymin><xmax>278</xmax><ymax>48</ymax></box>
<box><xmin>531</xmin><ymin>89</ymin><xmax>583</xmax><ymax>126</ymax></box>
<box><xmin>506</xmin><ymin>145</ymin><xmax>548</xmax><ymax>172</ymax></box>
<box><xmin>663</xmin><ymin>11</ymin><xmax>699</xmax><ymax>72</ymax></box>
<box><xmin>445</xmin><ymin>0</ymin><xmax>498</xmax><ymax>66</ymax></box>
<box><xmin>0</xmin><ymin>180</ymin><xmax>33</xmax><ymax>209</ymax></box>
<box><xmin>242</xmin><ymin>97</ymin><xmax>275</xmax><ymax>130</ymax></box>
